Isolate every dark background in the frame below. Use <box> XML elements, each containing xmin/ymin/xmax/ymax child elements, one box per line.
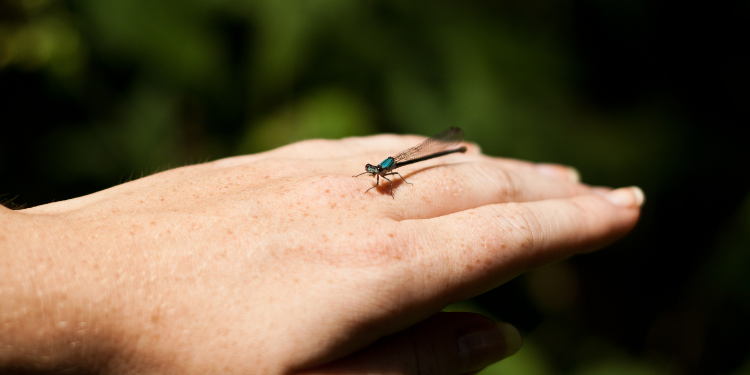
<box><xmin>1</xmin><ymin>0</ymin><xmax>748</xmax><ymax>373</ymax></box>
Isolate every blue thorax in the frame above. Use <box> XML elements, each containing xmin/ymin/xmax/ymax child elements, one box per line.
<box><xmin>379</xmin><ymin>157</ymin><xmax>396</xmax><ymax>171</ymax></box>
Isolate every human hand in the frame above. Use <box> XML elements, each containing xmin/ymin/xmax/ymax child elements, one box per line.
<box><xmin>2</xmin><ymin>132</ymin><xmax>643</xmax><ymax>374</ymax></box>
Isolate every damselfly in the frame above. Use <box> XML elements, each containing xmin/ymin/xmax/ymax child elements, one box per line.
<box><xmin>353</xmin><ymin>127</ymin><xmax>466</xmax><ymax>198</ymax></box>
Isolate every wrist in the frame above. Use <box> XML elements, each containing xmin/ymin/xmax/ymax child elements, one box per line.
<box><xmin>0</xmin><ymin>209</ymin><xmax>118</xmax><ymax>372</ymax></box>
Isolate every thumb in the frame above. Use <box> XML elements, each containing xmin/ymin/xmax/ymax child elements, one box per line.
<box><xmin>297</xmin><ymin>312</ymin><xmax>522</xmax><ymax>375</ymax></box>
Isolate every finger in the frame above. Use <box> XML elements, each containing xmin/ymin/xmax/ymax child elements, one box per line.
<box><xmin>344</xmin><ymin>143</ymin><xmax>580</xmax><ymax>181</ymax></box>
<box><xmin>365</xmin><ymin>160</ymin><xmax>594</xmax><ymax>220</ymax></box>
<box><xmin>404</xmin><ymin>187</ymin><xmax>644</xmax><ymax>302</ymax></box>
<box><xmin>335</xmin><ymin>134</ymin><xmax>580</xmax><ymax>184</ymax></box>
<box><xmin>296</xmin><ymin>312</ymin><xmax>522</xmax><ymax>375</ymax></box>
<box><xmin>463</xmin><ymin>157</ymin><xmax>580</xmax><ymax>184</ymax></box>
<box><xmin>457</xmin><ymin>156</ymin><xmax>579</xmax><ymax>183</ymax></box>
<box><xmin>535</xmin><ymin>163</ymin><xmax>581</xmax><ymax>183</ymax></box>
<box><xmin>215</xmin><ymin>131</ymin><xmax>582</xmax><ymax>188</ymax></box>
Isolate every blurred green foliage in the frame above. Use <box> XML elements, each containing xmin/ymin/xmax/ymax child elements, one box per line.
<box><xmin>2</xmin><ymin>0</ymin><xmax>749</xmax><ymax>373</ymax></box>
<box><xmin>2</xmin><ymin>0</ymin><xmax>683</xmax><ymax>191</ymax></box>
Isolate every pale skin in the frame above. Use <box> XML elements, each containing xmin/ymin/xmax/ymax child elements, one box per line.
<box><xmin>0</xmin><ymin>133</ymin><xmax>643</xmax><ymax>374</ymax></box>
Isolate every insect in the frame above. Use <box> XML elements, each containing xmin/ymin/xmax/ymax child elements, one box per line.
<box><xmin>353</xmin><ymin>127</ymin><xmax>466</xmax><ymax>198</ymax></box>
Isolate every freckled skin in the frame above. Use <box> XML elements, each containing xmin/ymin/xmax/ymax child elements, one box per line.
<box><xmin>0</xmin><ymin>134</ymin><xmax>641</xmax><ymax>374</ymax></box>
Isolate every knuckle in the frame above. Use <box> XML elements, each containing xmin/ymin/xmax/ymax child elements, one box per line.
<box><xmin>473</xmin><ymin>163</ymin><xmax>522</xmax><ymax>200</ymax></box>
<box><xmin>463</xmin><ymin>141</ymin><xmax>482</xmax><ymax>154</ymax></box>
<box><xmin>564</xmin><ymin>199</ymin><xmax>596</xmax><ymax>231</ymax></box>
<box><xmin>495</xmin><ymin>202</ymin><xmax>544</xmax><ymax>252</ymax></box>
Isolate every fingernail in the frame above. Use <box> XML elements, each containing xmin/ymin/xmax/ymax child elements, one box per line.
<box><xmin>567</xmin><ymin>167</ymin><xmax>581</xmax><ymax>183</ymax></box>
<box><xmin>603</xmin><ymin>186</ymin><xmax>645</xmax><ymax>207</ymax></box>
<box><xmin>458</xmin><ymin>322</ymin><xmax>523</xmax><ymax>373</ymax></box>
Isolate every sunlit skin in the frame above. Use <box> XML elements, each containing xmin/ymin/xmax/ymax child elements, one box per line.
<box><xmin>0</xmin><ymin>132</ymin><xmax>642</xmax><ymax>374</ymax></box>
